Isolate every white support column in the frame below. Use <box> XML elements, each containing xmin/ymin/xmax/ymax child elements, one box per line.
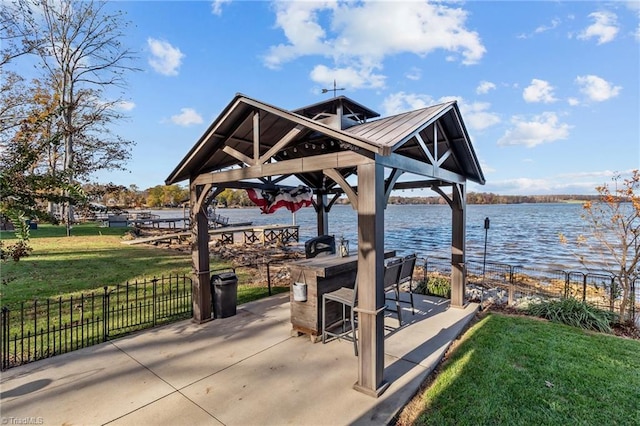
<box><xmin>354</xmin><ymin>161</ymin><xmax>388</xmax><ymax>397</ymax></box>
<box><xmin>451</xmin><ymin>183</ymin><xmax>466</xmax><ymax>308</ymax></box>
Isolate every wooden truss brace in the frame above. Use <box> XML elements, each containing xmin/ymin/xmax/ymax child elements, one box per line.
<box><xmin>259</xmin><ymin>124</ymin><xmax>306</xmax><ymax>164</ymax></box>
<box><xmin>431</xmin><ymin>182</ymin><xmax>465</xmax><ymax>209</ymax></box>
<box><xmin>384</xmin><ymin>168</ymin><xmax>404</xmax><ymax>208</ymax></box>
<box><xmin>220</xmin><ymin>111</ymin><xmax>307</xmax><ymax>167</ymax></box>
<box><xmin>323</xmin><ymin>168</ymin><xmax>358</xmax><ymax>211</ymax></box>
<box><xmin>191</xmin><ymin>183</ymin><xmax>212</xmax><ymax>214</ymax></box>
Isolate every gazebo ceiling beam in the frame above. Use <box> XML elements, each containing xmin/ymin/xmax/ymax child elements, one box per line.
<box><xmin>376</xmin><ymin>153</ymin><xmax>465</xmax><ymax>184</ymax></box>
<box><xmin>193</xmin><ymin>151</ymin><xmax>372</xmax><ymax>186</ymax></box>
<box><xmin>208</xmin><ymin>180</ymin><xmax>297</xmax><ymax>191</ymax></box>
<box><xmin>393</xmin><ymin>179</ymin><xmax>452</xmax><ymax>191</ymax></box>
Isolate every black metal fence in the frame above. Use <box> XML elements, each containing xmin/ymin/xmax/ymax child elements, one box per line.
<box><xmin>421</xmin><ymin>256</ymin><xmax>638</xmax><ymax>321</ymax></box>
<box><xmin>233</xmin><ymin>260</ymin><xmax>293</xmax><ymax>304</ymax></box>
<box><xmin>1</xmin><ymin>274</ymin><xmax>192</xmax><ymax>370</ymax></box>
<box><xmin>3</xmin><ymin>255</ymin><xmax>637</xmax><ymax>370</ymax></box>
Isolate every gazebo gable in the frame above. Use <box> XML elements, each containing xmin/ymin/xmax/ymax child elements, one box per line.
<box><xmin>346</xmin><ymin>101</ymin><xmax>485</xmax><ymax>187</ymax></box>
<box><xmin>167</xmin><ymin>95</ymin><xmax>485</xmax><ymax>207</ymax></box>
<box><xmin>165</xmin><ymin>94</ymin><xmax>387</xmax><ymax>188</ymax></box>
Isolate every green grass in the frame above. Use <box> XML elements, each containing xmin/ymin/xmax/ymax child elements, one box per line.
<box><xmin>1</xmin><ymin>224</ymin><xmax>193</xmax><ymax>308</ymax></box>
<box><xmin>1</xmin><ymin>223</ymin><xmax>291</xmax><ymax>310</ymax></box>
<box><xmin>408</xmin><ymin>314</ymin><xmax>640</xmax><ymax>426</ymax></box>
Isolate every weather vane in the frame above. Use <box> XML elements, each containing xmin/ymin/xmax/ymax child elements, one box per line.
<box><xmin>321</xmin><ymin>79</ymin><xmax>345</xmax><ymax>97</ymax></box>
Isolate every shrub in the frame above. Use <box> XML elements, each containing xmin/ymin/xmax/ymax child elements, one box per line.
<box><xmin>415</xmin><ymin>276</ymin><xmax>451</xmax><ymax>298</ymax></box>
<box><xmin>526</xmin><ymin>298</ymin><xmax>617</xmax><ymax>333</ymax></box>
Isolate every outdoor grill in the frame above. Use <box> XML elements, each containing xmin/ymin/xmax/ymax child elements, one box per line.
<box><xmin>304</xmin><ymin>235</ymin><xmax>336</xmax><ymax>258</ymax></box>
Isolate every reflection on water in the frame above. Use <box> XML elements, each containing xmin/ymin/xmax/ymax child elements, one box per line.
<box><xmin>152</xmin><ymin>203</ymin><xmax>600</xmax><ymax>271</ymax></box>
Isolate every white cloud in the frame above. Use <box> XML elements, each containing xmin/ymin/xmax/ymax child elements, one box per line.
<box><xmin>170</xmin><ymin>108</ymin><xmax>203</xmax><ymax>126</ymax></box>
<box><xmin>147</xmin><ymin>38</ymin><xmax>184</xmax><ymax>76</ymax></box>
<box><xmin>498</xmin><ymin>112</ymin><xmax>571</xmax><ymax>148</ymax></box>
<box><xmin>482</xmin><ymin>170</ymin><xmax>630</xmax><ymax>195</ymax></box>
<box><xmin>381</xmin><ymin>92</ymin><xmax>500</xmax><ymax>132</ymax></box>
<box><xmin>405</xmin><ymin>67</ymin><xmax>422</xmax><ymax>81</ymax></box>
<box><xmin>627</xmin><ymin>2</ymin><xmax>640</xmax><ymax>41</ymax></box>
<box><xmin>381</xmin><ymin>92</ymin><xmax>435</xmax><ymax>116</ymax></box>
<box><xmin>116</xmin><ymin>100</ymin><xmax>135</xmax><ymax>111</ymax></box>
<box><xmin>523</xmin><ymin>79</ymin><xmax>557</xmax><ymax>103</ymax></box>
<box><xmin>211</xmin><ymin>0</ymin><xmax>231</xmax><ymax>16</ymax></box>
<box><xmin>479</xmin><ymin>160</ymin><xmax>496</xmax><ymax>174</ymax></box>
<box><xmin>310</xmin><ymin>64</ymin><xmax>385</xmax><ymax>89</ymax></box>
<box><xmin>461</xmin><ymin>101</ymin><xmax>501</xmax><ymax>131</ymax></box>
<box><xmin>476</xmin><ymin>81</ymin><xmax>496</xmax><ymax>95</ymax></box>
<box><xmin>534</xmin><ymin>18</ymin><xmax>561</xmax><ymax>34</ymax></box>
<box><xmin>265</xmin><ymin>1</ymin><xmax>485</xmax><ymax>89</ymax></box>
<box><xmin>577</xmin><ymin>11</ymin><xmax>619</xmax><ymax>44</ymax></box>
<box><xmin>567</xmin><ymin>97</ymin><xmax>580</xmax><ymax>106</ymax></box>
<box><xmin>484</xmin><ymin>177</ymin><xmax>588</xmax><ymax>195</ymax></box>
<box><xmin>575</xmin><ymin>75</ymin><xmax>621</xmax><ymax>102</ymax></box>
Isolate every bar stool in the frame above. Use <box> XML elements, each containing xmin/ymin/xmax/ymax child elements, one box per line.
<box><xmin>398</xmin><ymin>253</ymin><xmax>417</xmax><ymax>314</ymax></box>
<box><xmin>321</xmin><ymin>277</ymin><xmax>359</xmax><ymax>356</ymax></box>
<box><xmin>384</xmin><ymin>258</ymin><xmax>404</xmax><ymax>325</ymax></box>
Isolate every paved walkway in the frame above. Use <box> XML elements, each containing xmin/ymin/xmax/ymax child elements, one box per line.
<box><xmin>1</xmin><ymin>293</ymin><xmax>478</xmax><ymax>426</ymax></box>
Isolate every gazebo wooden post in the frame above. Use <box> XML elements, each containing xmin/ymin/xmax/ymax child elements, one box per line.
<box><xmin>354</xmin><ymin>161</ymin><xmax>388</xmax><ymax>397</ymax></box>
<box><xmin>190</xmin><ymin>181</ymin><xmax>212</xmax><ymax>323</ymax></box>
<box><xmin>450</xmin><ymin>183</ymin><xmax>466</xmax><ymax>308</ymax></box>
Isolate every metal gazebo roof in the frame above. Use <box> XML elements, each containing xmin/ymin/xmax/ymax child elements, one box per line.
<box><xmin>165</xmin><ymin>93</ymin><xmax>484</xmax><ymax>190</ymax></box>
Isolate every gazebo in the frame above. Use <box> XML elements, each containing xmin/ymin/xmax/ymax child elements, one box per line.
<box><xmin>165</xmin><ymin>94</ymin><xmax>485</xmax><ymax>397</ymax></box>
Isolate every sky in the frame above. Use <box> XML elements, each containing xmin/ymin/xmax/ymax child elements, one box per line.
<box><xmin>19</xmin><ymin>1</ymin><xmax>640</xmax><ymax>195</ymax></box>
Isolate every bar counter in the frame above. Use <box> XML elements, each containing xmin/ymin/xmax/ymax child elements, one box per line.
<box><xmin>289</xmin><ymin>251</ymin><xmax>395</xmax><ymax>341</ymax></box>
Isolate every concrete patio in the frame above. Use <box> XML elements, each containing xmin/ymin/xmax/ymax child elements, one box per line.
<box><xmin>0</xmin><ymin>292</ymin><xmax>478</xmax><ymax>426</ymax></box>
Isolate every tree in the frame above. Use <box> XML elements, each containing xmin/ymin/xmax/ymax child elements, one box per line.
<box><xmin>0</xmin><ymin>89</ymin><xmax>84</xmax><ymax>260</ymax></box>
<box><xmin>2</xmin><ymin>0</ymin><xmax>138</xmax><ymax>235</ymax></box>
<box><xmin>562</xmin><ymin>170</ymin><xmax>639</xmax><ymax>321</ymax></box>
<box><xmin>145</xmin><ymin>185</ymin><xmax>189</xmax><ymax>207</ymax></box>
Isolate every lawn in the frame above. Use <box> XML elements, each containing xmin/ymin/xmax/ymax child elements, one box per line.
<box><xmin>398</xmin><ymin>313</ymin><xmax>640</xmax><ymax>426</ymax></box>
<box><xmin>1</xmin><ymin>223</ymin><xmax>291</xmax><ymax>310</ymax></box>
<box><xmin>1</xmin><ymin>223</ymin><xmax>193</xmax><ymax>308</ymax></box>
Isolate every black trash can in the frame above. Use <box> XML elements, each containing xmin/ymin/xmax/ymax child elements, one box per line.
<box><xmin>211</xmin><ymin>271</ymin><xmax>238</xmax><ymax>318</ymax></box>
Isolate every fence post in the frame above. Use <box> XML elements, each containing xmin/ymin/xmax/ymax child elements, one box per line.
<box><xmin>103</xmin><ymin>287</ymin><xmax>109</xmax><ymax>342</ymax></box>
<box><xmin>508</xmin><ymin>266</ymin><xmax>515</xmax><ymax>305</ymax></box>
<box><xmin>152</xmin><ymin>277</ymin><xmax>158</xmax><ymax>327</ymax></box>
<box><xmin>423</xmin><ymin>258</ymin><xmax>428</xmax><ymax>286</ymax></box>
<box><xmin>632</xmin><ymin>278</ymin><xmax>637</xmax><ymax>322</ymax></box>
<box><xmin>609</xmin><ymin>276</ymin><xmax>615</xmax><ymax>312</ymax></box>
<box><xmin>266</xmin><ymin>261</ymin><xmax>272</xmax><ymax>296</ymax></box>
<box><xmin>582</xmin><ymin>274</ymin><xmax>587</xmax><ymax>302</ymax></box>
<box><xmin>1</xmin><ymin>307</ymin><xmax>8</xmax><ymax>371</ymax></box>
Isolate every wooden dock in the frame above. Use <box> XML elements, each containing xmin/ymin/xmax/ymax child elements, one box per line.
<box><xmin>122</xmin><ymin>224</ymin><xmax>299</xmax><ymax>246</ymax></box>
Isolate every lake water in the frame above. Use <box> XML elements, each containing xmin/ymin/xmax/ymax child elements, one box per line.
<box><xmin>153</xmin><ymin>203</ymin><xmax>595</xmax><ymax>271</ymax></box>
